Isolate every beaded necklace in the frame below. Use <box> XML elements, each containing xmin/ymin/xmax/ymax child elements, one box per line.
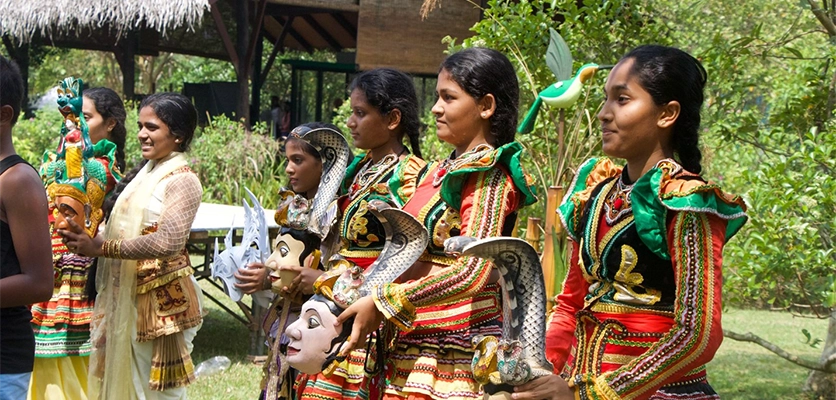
<box><xmin>432</xmin><ymin>143</ymin><xmax>494</xmax><ymax>187</ymax></box>
<box><xmin>348</xmin><ymin>150</ymin><xmax>403</xmax><ymax>200</ymax></box>
<box><xmin>604</xmin><ymin>175</ymin><xmax>634</xmax><ymax>225</ymax></box>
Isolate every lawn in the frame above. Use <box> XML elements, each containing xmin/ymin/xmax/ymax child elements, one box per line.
<box><xmin>187</xmin><ymin>279</ymin><xmax>829</xmax><ymax>399</ymax></box>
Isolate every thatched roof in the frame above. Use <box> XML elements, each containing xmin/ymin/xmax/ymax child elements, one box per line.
<box><xmin>0</xmin><ymin>0</ymin><xmax>210</xmax><ymax>42</ymax></box>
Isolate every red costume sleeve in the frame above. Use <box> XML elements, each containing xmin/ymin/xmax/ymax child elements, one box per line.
<box><xmin>373</xmin><ymin>167</ymin><xmax>518</xmax><ymax>331</ymax></box>
<box><xmin>571</xmin><ymin>212</ymin><xmax>727</xmax><ymax>399</ymax></box>
<box><xmin>545</xmin><ymin>237</ymin><xmax>589</xmax><ymax>372</ymax></box>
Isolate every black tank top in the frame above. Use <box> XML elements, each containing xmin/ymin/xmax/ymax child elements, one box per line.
<box><xmin>0</xmin><ymin>154</ymin><xmax>37</xmax><ymax>374</ymax></box>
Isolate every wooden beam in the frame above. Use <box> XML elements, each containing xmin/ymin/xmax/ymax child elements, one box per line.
<box><xmin>260</xmin><ymin>16</ymin><xmax>293</xmax><ymax>83</ymax></box>
<box><xmin>245</xmin><ymin>0</ymin><xmax>269</xmax><ymax>70</ymax></box>
<box><xmin>330</xmin><ymin>12</ymin><xmax>357</xmax><ymax>40</ymax></box>
<box><xmin>275</xmin><ymin>16</ymin><xmax>313</xmax><ymax>53</ymax></box>
<box><xmin>234</xmin><ymin>0</ymin><xmax>250</xmax><ymax>125</ymax></box>
<box><xmin>211</xmin><ymin>1</ymin><xmax>239</xmax><ymax>68</ymax></box>
<box><xmin>301</xmin><ymin>15</ymin><xmax>342</xmax><ymax>51</ymax></box>
<box><xmin>265</xmin><ymin>1</ymin><xmax>359</xmax><ymax>13</ymax></box>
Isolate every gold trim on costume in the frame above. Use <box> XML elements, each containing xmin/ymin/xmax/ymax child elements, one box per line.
<box><xmin>602</xmin><ymin>353</ymin><xmax>636</xmax><ymax>365</ymax></box>
<box><xmin>417</xmin><ymin>253</ymin><xmax>455</xmax><ymax>266</ymax></box>
<box><xmin>589</xmin><ymin>302</ymin><xmax>674</xmax><ymax>317</ymax></box>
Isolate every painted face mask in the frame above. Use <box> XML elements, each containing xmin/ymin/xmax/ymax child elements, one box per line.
<box><xmin>283</xmin><ymin>205</ymin><xmax>429</xmax><ymax>376</ymax></box>
<box><xmin>41</xmin><ymin>77</ymin><xmax>121</xmax><ymax>241</ymax></box>
<box><xmin>264</xmin><ymin>227</ymin><xmax>321</xmax><ymax>291</ymax></box>
<box><xmin>283</xmin><ymin>288</ymin><xmax>349</xmax><ymax>374</ymax></box>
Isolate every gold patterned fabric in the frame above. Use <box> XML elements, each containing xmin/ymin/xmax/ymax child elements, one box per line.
<box><xmin>89</xmin><ymin>153</ymin><xmax>203</xmax><ymax>399</ymax></box>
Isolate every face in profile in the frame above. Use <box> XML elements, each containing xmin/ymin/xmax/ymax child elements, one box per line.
<box><xmin>284</xmin><ymin>140</ymin><xmax>322</xmax><ymax>198</ymax></box>
<box><xmin>265</xmin><ymin>232</ymin><xmax>307</xmax><ymax>291</ymax></box>
<box><xmin>284</xmin><ymin>299</ymin><xmax>343</xmax><ymax>374</ymax></box>
<box><xmin>82</xmin><ymin>96</ymin><xmax>112</xmax><ymax>144</ymax></box>
<box><xmin>54</xmin><ymin>195</ymin><xmax>98</xmax><ymax>238</ymax></box>
<box><xmin>346</xmin><ymin>88</ymin><xmax>392</xmax><ymax>151</ymax></box>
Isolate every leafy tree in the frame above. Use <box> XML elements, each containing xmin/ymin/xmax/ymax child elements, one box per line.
<box><xmin>647</xmin><ymin>0</ymin><xmax>836</xmax><ymax>396</ymax></box>
<box><xmin>441</xmin><ymin>0</ymin><xmax>836</xmax><ymax>396</ymax></box>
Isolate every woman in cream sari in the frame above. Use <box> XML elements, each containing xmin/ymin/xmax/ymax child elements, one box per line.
<box><xmin>59</xmin><ymin>92</ymin><xmax>204</xmax><ymax>400</ymax></box>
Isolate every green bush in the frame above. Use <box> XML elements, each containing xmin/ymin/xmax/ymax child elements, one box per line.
<box><xmin>189</xmin><ymin>116</ymin><xmax>286</xmax><ymax>209</ymax></box>
<box><xmin>12</xmin><ymin>107</ymin><xmax>65</xmax><ymax>166</ymax></box>
<box><xmin>12</xmin><ymin>102</ymin><xmax>286</xmax><ymax>210</ymax></box>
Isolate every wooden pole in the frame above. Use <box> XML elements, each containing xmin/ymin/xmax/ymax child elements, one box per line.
<box><xmin>541</xmin><ymin>186</ymin><xmax>564</xmax><ymax>306</ymax></box>
<box><xmin>526</xmin><ymin>217</ymin><xmax>542</xmax><ymax>253</ymax></box>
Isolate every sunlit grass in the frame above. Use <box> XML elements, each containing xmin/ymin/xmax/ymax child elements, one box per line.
<box><xmin>710</xmin><ymin>308</ymin><xmax>826</xmax><ymax>399</ymax></box>
<box><xmin>187</xmin><ymin>278</ymin><xmax>263</xmax><ymax>400</ymax></box>
<box><xmin>185</xmin><ymin>279</ymin><xmax>829</xmax><ymax>400</ymax></box>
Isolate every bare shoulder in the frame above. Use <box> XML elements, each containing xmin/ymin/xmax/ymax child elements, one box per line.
<box><xmin>0</xmin><ymin>162</ymin><xmax>47</xmax><ymax>214</ymax></box>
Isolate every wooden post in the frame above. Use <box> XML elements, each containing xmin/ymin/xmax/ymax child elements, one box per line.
<box><xmin>526</xmin><ymin>217</ymin><xmax>542</xmax><ymax>253</ymax></box>
<box><xmin>541</xmin><ymin>186</ymin><xmax>564</xmax><ymax>306</ymax></box>
<box><xmin>235</xmin><ymin>0</ymin><xmax>250</xmax><ymax>126</ymax></box>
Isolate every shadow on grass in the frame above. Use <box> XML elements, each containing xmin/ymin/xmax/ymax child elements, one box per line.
<box><xmin>187</xmin><ymin>278</ymin><xmax>264</xmax><ymax>400</ymax></box>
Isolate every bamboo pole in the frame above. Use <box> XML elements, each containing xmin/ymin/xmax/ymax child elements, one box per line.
<box><xmin>525</xmin><ymin>217</ymin><xmax>542</xmax><ymax>253</ymax></box>
<box><xmin>541</xmin><ymin>186</ymin><xmax>564</xmax><ymax>306</ymax></box>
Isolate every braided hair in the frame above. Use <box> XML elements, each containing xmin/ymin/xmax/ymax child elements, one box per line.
<box><xmin>349</xmin><ymin>68</ymin><xmax>423</xmax><ymax>158</ymax></box>
<box><xmin>623</xmin><ymin>45</ymin><xmax>707</xmax><ymax>173</ymax></box>
<box><xmin>440</xmin><ymin>47</ymin><xmax>519</xmax><ymax>147</ymax></box>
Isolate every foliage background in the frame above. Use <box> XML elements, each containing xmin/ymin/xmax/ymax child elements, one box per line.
<box><xmin>7</xmin><ymin>0</ymin><xmax>836</xmax><ymax>396</ymax></box>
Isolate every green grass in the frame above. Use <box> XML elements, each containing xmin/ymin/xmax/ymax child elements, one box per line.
<box><xmin>187</xmin><ymin>278</ymin><xmax>264</xmax><ymax>400</ymax></box>
<box><xmin>185</xmin><ymin>281</ymin><xmax>830</xmax><ymax>400</ymax></box>
<box><xmin>710</xmin><ymin>308</ymin><xmax>827</xmax><ymax>399</ymax></box>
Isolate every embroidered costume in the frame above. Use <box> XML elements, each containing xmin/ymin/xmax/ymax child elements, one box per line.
<box><xmin>89</xmin><ymin>152</ymin><xmax>203</xmax><ymax>400</ymax></box>
<box><xmin>546</xmin><ymin>157</ymin><xmax>747</xmax><ymax>400</ymax></box>
<box><xmin>258</xmin><ymin>126</ymin><xmax>351</xmax><ymax>400</ymax></box>
<box><xmin>297</xmin><ymin>152</ymin><xmax>424</xmax><ymax>400</ymax></box>
<box><xmin>370</xmin><ymin>142</ymin><xmax>536</xmax><ymax>400</ymax></box>
<box><xmin>29</xmin><ymin>78</ymin><xmax>124</xmax><ymax>400</ymax></box>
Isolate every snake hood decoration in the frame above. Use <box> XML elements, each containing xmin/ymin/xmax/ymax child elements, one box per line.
<box><xmin>283</xmin><ymin>202</ymin><xmax>429</xmax><ymax>375</ymax></box>
<box><xmin>212</xmin><ymin>126</ymin><xmax>350</xmax><ymax>306</ymax></box>
<box><xmin>444</xmin><ymin>236</ymin><xmax>553</xmax><ymax>398</ymax></box>
<box><xmin>273</xmin><ymin>125</ymin><xmax>351</xmax><ymax>240</ymax></box>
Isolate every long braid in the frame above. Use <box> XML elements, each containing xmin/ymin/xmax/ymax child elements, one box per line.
<box><xmin>625</xmin><ymin>45</ymin><xmax>706</xmax><ymax>174</ymax></box>
<box><xmin>407</xmin><ymin>130</ymin><xmax>423</xmax><ymax>159</ymax></box>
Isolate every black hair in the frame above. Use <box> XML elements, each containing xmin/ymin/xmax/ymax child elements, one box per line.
<box><xmin>85</xmin><ymin>87</ymin><xmax>127</xmax><ymax>171</ymax></box>
<box><xmin>286</xmin><ymin>121</ymin><xmax>342</xmax><ymax>160</ymax></box>
<box><xmin>440</xmin><ymin>47</ymin><xmax>519</xmax><ymax>147</ymax></box>
<box><xmin>0</xmin><ymin>55</ymin><xmax>25</xmax><ymax>126</ymax></box>
<box><xmin>623</xmin><ymin>45</ymin><xmax>707</xmax><ymax>174</ymax></box>
<box><xmin>349</xmin><ymin>68</ymin><xmax>423</xmax><ymax>158</ymax></box>
<box><xmin>277</xmin><ymin>226</ymin><xmax>321</xmax><ymax>266</ymax></box>
<box><xmin>139</xmin><ymin>92</ymin><xmax>198</xmax><ymax>152</ymax></box>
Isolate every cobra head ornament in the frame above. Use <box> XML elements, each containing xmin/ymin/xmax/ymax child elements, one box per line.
<box><xmin>445</xmin><ymin>236</ymin><xmax>553</xmax><ymax>398</ymax></box>
<box><xmin>517</xmin><ymin>28</ymin><xmax>612</xmax><ymax>134</ymax></box>
<box><xmin>283</xmin><ymin>205</ymin><xmax>429</xmax><ymax>376</ymax></box>
<box><xmin>296</xmin><ymin>126</ymin><xmax>351</xmax><ymax>240</ymax></box>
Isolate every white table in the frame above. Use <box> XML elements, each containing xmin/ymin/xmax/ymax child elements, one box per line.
<box><xmin>187</xmin><ymin>202</ymin><xmax>279</xmax><ymax>357</ymax></box>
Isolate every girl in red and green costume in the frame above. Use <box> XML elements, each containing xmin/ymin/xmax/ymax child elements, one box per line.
<box><xmin>29</xmin><ymin>86</ymin><xmax>125</xmax><ymax>400</ymax></box>
<box><xmin>514</xmin><ymin>45</ymin><xmax>748</xmax><ymax>400</ymax></box>
<box><xmin>295</xmin><ymin>68</ymin><xmax>425</xmax><ymax>400</ymax></box>
<box><xmin>334</xmin><ymin>47</ymin><xmax>537</xmax><ymax>400</ymax></box>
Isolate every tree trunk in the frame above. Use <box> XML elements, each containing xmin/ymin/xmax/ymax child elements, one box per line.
<box><xmin>805</xmin><ymin>309</ymin><xmax>836</xmax><ymax>398</ymax></box>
